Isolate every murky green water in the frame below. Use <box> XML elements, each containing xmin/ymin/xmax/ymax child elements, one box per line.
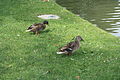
<box><xmin>56</xmin><ymin>0</ymin><xmax>120</xmax><ymax>37</ymax></box>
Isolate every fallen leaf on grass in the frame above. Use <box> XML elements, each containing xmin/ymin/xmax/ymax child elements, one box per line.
<box><xmin>75</xmin><ymin>76</ymin><xmax>80</xmax><ymax>80</ymax></box>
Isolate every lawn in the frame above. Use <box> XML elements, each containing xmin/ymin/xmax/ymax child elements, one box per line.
<box><xmin>0</xmin><ymin>0</ymin><xmax>120</xmax><ymax>80</ymax></box>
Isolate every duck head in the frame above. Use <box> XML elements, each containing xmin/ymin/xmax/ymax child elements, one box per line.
<box><xmin>43</xmin><ymin>20</ymin><xmax>49</xmax><ymax>26</ymax></box>
<box><xmin>75</xmin><ymin>36</ymin><xmax>84</xmax><ymax>41</ymax></box>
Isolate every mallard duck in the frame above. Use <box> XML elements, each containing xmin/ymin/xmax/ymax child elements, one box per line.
<box><xmin>57</xmin><ymin>36</ymin><xmax>84</xmax><ymax>55</ymax></box>
<box><xmin>26</xmin><ymin>21</ymin><xmax>49</xmax><ymax>35</ymax></box>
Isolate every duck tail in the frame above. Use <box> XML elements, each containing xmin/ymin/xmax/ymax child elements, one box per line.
<box><xmin>25</xmin><ymin>29</ymin><xmax>31</xmax><ymax>32</ymax></box>
<box><xmin>56</xmin><ymin>52</ymin><xmax>65</xmax><ymax>54</ymax></box>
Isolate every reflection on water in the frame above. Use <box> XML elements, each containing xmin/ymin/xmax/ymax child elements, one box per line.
<box><xmin>56</xmin><ymin>0</ymin><xmax>120</xmax><ymax>37</ymax></box>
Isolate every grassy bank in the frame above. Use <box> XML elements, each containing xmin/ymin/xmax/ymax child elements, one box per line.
<box><xmin>0</xmin><ymin>0</ymin><xmax>120</xmax><ymax>80</ymax></box>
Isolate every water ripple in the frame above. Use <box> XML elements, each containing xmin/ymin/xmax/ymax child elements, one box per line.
<box><xmin>56</xmin><ymin>0</ymin><xmax>120</xmax><ymax>37</ymax></box>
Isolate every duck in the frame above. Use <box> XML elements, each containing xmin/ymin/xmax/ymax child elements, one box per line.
<box><xmin>26</xmin><ymin>21</ymin><xmax>49</xmax><ymax>35</ymax></box>
<box><xmin>57</xmin><ymin>36</ymin><xmax>84</xmax><ymax>55</ymax></box>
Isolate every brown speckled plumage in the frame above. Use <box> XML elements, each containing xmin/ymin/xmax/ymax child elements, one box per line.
<box><xmin>57</xmin><ymin>36</ymin><xmax>84</xmax><ymax>55</ymax></box>
<box><xmin>26</xmin><ymin>21</ymin><xmax>49</xmax><ymax>35</ymax></box>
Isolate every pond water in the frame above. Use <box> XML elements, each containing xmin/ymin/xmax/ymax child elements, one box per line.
<box><xmin>56</xmin><ymin>0</ymin><xmax>120</xmax><ymax>37</ymax></box>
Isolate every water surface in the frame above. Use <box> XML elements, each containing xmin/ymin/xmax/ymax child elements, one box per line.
<box><xmin>56</xmin><ymin>0</ymin><xmax>120</xmax><ymax>37</ymax></box>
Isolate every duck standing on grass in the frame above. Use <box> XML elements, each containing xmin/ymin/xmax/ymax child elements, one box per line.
<box><xmin>57</xmin><ymin>36</ymin><xmax>84</xmax><ymax>55</ymax></box>
<box><xmin>26</xmin><ymin>21</ymin><xmax>49</xmax><ymax>35</ymax></box>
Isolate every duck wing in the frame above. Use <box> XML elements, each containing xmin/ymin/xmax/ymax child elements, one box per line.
<box><xmin>67</xmin><ymin>42</ymin><xmax>76</xmax><ymax>50</ymax></box>
<box><xmin>59</xmin><ymin>41</ymin><xmax>75</xmax><ymax>52</ymax></box>
<box><xmin>57</xmin><ymin>41</ymin><xmax>76</xmax><ymax>54</ymax></box>
<box><xmin>30</xmin><ymin>24</ymin><xmax>46</xmax><ymax>32</ymax></box>
<box><xmin>27</xmin><ymin>23</ymin><xmax>42</xmax><ymax>30</ymax></box>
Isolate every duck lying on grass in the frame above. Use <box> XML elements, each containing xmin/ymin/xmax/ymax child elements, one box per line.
<box><xmin>26</xmin><ymin>21</ymin><xmax>49</xmax><ymax>35</ymax></box>
<box><xmin>57</xmin><ymin>36</ymin><xmax>84</xmax><ymax>55</ymax></box>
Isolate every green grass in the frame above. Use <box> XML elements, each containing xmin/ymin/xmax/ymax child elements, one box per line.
<box><xmin>0</xmin><ymin>0</ymin><xmax>120</xmax><ymax>80</ymax></box>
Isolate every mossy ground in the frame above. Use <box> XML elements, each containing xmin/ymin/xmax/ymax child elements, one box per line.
<box><xmin>0</xmin><ymin>0</ymin><xmax>120</xmax><ymax>80</ymax></box>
